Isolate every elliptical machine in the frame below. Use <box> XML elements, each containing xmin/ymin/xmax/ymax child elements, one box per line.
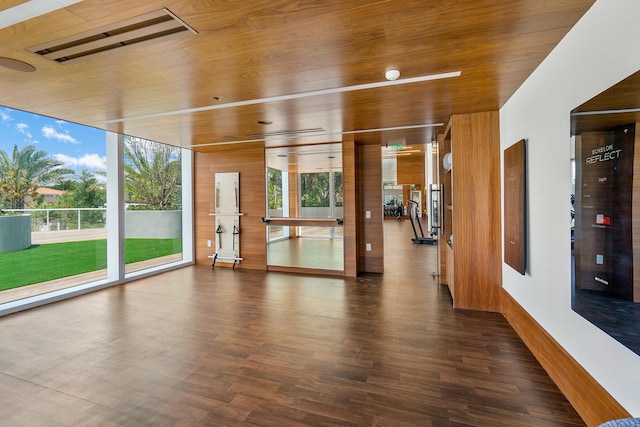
<box><xmin>409</xmin><ymin>200</ymin><xmax>437</xmax><ymax>244</ymax></box>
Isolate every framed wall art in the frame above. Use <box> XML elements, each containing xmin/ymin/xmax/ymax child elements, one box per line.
<box><xmin>504</xmin><ymin>139</ymin><xmax>527</xmax><ymax>274</ymax></box>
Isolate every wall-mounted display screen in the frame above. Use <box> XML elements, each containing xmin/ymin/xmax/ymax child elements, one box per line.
<box><xmin>570</xmin><ymin>70</ymin><xmax>640</xmax><ymax>356</ymax></box>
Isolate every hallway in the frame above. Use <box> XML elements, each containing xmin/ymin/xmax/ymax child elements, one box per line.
<box><xmin>382</xmin><ymin>218</ymin><xmax>439</xmax><ymax>280</ymax></box>
<box><xmin>0</xmin><ymin>221</ymin><xmax>584</xmax><ymax>426</ymax></box>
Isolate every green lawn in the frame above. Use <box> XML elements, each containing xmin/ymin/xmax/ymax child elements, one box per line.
<box><xmin>0</xmin><ymin>238</ymin><xmax>182</xmax><ymax>291</ymax></box>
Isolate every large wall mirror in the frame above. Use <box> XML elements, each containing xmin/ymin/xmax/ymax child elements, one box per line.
<box><xmin>264</xmin><ymin>144</ymin><xmax>344</xmax><ymax>273</ymax></box>
<box><xmin>571</xmin><ymin>70</ymin><xmax>640</xmax><ymax>356</ymax></box>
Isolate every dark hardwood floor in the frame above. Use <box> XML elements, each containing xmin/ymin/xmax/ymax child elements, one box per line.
<box><xmin>0</xmin><ymin>221</ymin><xmax>584</xmax><ymax>426</ymax></box>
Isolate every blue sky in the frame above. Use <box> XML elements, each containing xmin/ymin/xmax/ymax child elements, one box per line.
<box><xmin>0</xmin><ymin>106</ymin><xmax>106</xmax><ymax>175</ymax></box>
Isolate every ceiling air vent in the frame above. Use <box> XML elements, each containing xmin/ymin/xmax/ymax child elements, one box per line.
<box><xmin>26</xmin><ymin>8</ymin><xmax>196</xmax><ymax>63</ymax></box>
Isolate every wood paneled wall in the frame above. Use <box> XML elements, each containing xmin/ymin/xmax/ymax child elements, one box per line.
<box><xmin>446</xmin><ymin>111</ymin><xmax>502</xmax><ymax>312</ymax></box>
<box><xmin>397</xmin><ymin>151</ymin><xmax>425</xmax><ymax>187</ymax></box>
<box><xmin>288</xmin><ymin>164</ymin><xmax>300</xmax><ymax>238</ymax></box>
<box><xmin>501</xmin><ymin>289</ymin><xmax>630</xmax><ymax>426</ymax></box>
<box><xmin>194</xmin><ymin>143</ymin><xmax>267</xmax><ymax>270</ymax></box>
<box><xmin>194</xmin><ymin>139</ymin><xmax>362</xmax><ymax>276</ymax></box>
<box><xmin>343</xmin><ymin>138</ymin><xmax>358</xmax><ymax>277</ymax></box>
<box><xmin>357</xmin><ymin>143</ymin><xmax>384</xmax><ymax>273</ymax></box>
<box><xmin>397</xmin><ymin>147</ymin><xmax>426</xmax><ymax>216</ymax></box>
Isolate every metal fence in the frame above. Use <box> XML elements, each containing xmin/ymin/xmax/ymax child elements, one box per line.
<box><xmin>5</xmin><ymin>208</ymin><xmax>106</xmax><ymax>232</ymax></box>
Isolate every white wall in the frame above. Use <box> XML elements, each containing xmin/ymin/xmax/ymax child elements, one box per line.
<box><xmin>500</xmin><ymin>0</ymin><xmax>640</xmax><ymax>415</ymax></box>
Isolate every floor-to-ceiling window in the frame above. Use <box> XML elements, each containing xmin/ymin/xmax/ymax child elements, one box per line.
<box><xmin>0</xmin><ymin>107</ymin><xmax>193</xmax><ymax>310</ymax></box>
<box><xmin>0</xmin><ymin>107</ymin><xmax>108</xmax><ymax>304</ymax></box>
<box><xmin>123</xmin><ymin>136</ymin><xmax>184</xmax><ymax>274</ymax></box>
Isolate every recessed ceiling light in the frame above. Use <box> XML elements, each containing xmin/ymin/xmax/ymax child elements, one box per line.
<box><xmin>0</xmin><ymin>57</ymin><xmax>35</xmax><ymax>72</ymax></box>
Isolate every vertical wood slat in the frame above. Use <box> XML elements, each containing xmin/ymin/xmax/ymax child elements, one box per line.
<box><xmin>342</xmin><ymin>137</ymin><xmax>358</xmax><ymax>277</ymax></box>
<box><xmin>501</xmin><ymin>288</ymin><xmax>630</xmax><ymax>426</ymax></box>
<box><xmin>194</xmin><ymin>143</ymin><xmax>267</xmax><ymax>270</ymax></box>
<box><xmin>357</xmin><ymin>143</ymin><xmax>384</xmax><ymax>273</ymax></box>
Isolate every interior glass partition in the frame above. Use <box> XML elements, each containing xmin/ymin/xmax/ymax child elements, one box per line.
<box><xmin>265</xmin><ymin>144</ymin><xmax>343</xmax><ymax>272</ymax></box>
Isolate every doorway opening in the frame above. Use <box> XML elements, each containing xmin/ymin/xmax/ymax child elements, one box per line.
<box><xmin>381</xmin><ymin>141</ymin><xmax>440</xmax><ymax>278</ymax></box>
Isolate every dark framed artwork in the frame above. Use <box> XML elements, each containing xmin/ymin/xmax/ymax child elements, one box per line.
<box><xmin>503</xmin><ymin>139</ymin><xmax>527</xmax><ymax>274</ymax></box>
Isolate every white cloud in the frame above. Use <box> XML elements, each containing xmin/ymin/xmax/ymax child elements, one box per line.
<box><xmin>54</xmin><ymin>153</ymin><xmax>106</xmax><ymax>170</ymax></box>
<box><xmin>16</xmin><ymin>122</ymin><xmax>32</xmax><ymax>138</ymax></box>
<box><xmin>42</xmin><ymin>125</ymin><xmax>79</xmax><ymax>144</ymax></box>
<box><xmin>0</xmin><ymin>109</ymin><xmax>11</xmax><ymax>123</ymax></box>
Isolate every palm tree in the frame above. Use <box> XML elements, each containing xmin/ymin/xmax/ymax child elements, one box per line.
<box><xmin>124</xmin><ymin>136</ymin><xmax>181</xmax><ymax>209</ymax></box>
<box><xmin>267</xmin><ymin>167</ymin><xmax>283</xmax><ymax>209</ymax></box>
<box><xmin>0</xmin><ymin>144</ymin><xmax>73</xmax><ymax>209</ymax></box>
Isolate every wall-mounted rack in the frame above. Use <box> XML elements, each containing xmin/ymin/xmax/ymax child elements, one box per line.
<box><xmin>208</xmin><ymin>172</ymin><xmax>243</xmax><ymax>268</ymax></box>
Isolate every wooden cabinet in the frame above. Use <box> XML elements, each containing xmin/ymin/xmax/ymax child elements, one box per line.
<box><xmin>439</xmin><ymin>111</ymin><xmax>502</xmax><ymax>312</ymax></box>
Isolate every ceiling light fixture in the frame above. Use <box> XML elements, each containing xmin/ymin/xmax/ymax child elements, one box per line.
<box><xmin>385</xmin><ymin>69</ymin><xmax>400</xmax><ymax>81</ymax></box>
<box><xmin>94</xmin><ymin>71</ymin><xmax>461</xmax><ymax>125</ymax></box>
<box><xmin>247</xmin><ymin>127</ymin><xmax>325</xmax><ymax>138</ymax></box>
<box><xmin>0</xmin><ymin>0</ymin><xmax>83</xmax><ymax>30</ymax></box>
<box><xmin>340</xmin><ymin>123</ymin><xmax>442</xmax><ymax>136</ymax></box>
<box><xmin>188</xmin><ymin>123</ymin><xmax>443</xmax><ymax>149</ymax></box>
<box><xmin>571</xmin><ymin>107</ymin><xmax>640</xmax><ymax>116</ymax></box>
<box><xmin>0</xmin><ymin>57</ymin><xmax>36</xmax><ymax>72</ymax></box>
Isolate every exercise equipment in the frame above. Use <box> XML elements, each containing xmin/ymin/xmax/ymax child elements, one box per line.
<box><xmin>209</xmin><ymin>172</ymin><xmax>244</xmax><ymax>268</ymax></box>
<box><xmin>409</xmin><ymin>200</ymin><xmax>437</xmax><ymax>244</ymax></box>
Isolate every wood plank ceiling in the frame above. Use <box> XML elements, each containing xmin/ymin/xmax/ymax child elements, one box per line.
<box><xmin>572</xmin><ymin>70</ymin><xmax>640</xmax><ymax>135</ymax></box>
<box><xmin>0</xmin><ymin>0</ymin><xmax>594</xmax><ymax>152</ymax></box>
